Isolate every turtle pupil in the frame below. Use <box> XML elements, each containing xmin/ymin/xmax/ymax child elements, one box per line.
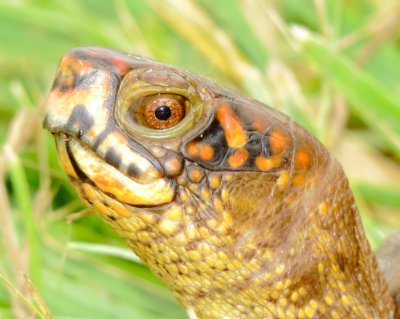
<box><xmin>154</xmin><ymin>105</ymin><xmax>172</xmax><ymax>121</ymax></box>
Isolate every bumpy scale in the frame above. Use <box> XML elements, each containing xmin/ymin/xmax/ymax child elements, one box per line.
<box><xmin>43</xmin><ymin>47</ymin><xmax>398</xmax><ymax>319</ymax></box>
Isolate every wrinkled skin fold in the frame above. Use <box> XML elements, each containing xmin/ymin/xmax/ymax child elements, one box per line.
<box><xmin>43</xmin><ymin>47</ymin><xmax>398</xmax><ymax>319</ymax></box>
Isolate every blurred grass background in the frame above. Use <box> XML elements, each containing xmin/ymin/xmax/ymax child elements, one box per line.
<box><xmin>0</xmin><ymin>0</ymin><xmax>399</xmax><ymax>318</ymax></box>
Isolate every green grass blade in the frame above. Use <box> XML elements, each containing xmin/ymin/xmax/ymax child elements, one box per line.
<box><xmin>292</xmin><ymin>26</ymin><xmax>400</xmax><ymax>157</ymax></box>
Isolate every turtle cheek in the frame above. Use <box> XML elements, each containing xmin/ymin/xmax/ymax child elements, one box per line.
<box><xmin>181</xmin><ymin>99</ymin><xmax>286</xmax><ymax>172</ymax></box>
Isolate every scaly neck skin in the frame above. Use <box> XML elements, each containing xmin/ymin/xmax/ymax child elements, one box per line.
<box><xmin>180</xmin><ymin>164</ymin><xmax>394</xmax><ymax>319</ymax></box>
<box><xmin>76</xmin><ymin>157</ymin><xmax>395</xmax><ymax>318</ymax></box>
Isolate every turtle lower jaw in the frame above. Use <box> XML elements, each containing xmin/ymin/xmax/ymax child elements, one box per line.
<box><xmin>54</xmin><ymin>133</ymin><xmax>176</xmax><ymax>207</ymax></box>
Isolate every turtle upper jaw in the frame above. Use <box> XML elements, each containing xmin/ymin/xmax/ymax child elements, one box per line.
<box><xmin>54</xmin><ymin>133</ymin><xmax>175</xmax><ymax>207</ymax></box>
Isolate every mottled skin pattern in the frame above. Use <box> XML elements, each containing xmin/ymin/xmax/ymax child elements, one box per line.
<box><xmin>43</xmin><ymin>47</ymin><xmax>398</xmax><ymax>319</ymax></box>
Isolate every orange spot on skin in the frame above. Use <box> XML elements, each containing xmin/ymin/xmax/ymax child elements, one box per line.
<box><xmin>187</xmin><ymin>141</ymin><xmax>199</xmax><ymax>157</ymax></box>
<box><xmin>255</xmin><ymin>156</ymin><xmax>281</xmax><ymax>171</ymax></box>
<box><xmin>270</xmin><ymin>130</ymin><xmax>290</xmax><ymax>154</ymax></box>
<box><xmin>111</xmin><ymin>57</ymin><xmax>131</xmax><ymax>75</ymax></box>
<box><xmin>189</xmin><ymin>169</ymin><xmax>203</xmax><ymax>183</ymax></box>
<box><xmin>63</xmin><ymin>67</ymin><xmax>75</xmax><ymax>87</ymax></box>
<box><xmin>216</xmin><ymin>104</ymin><xmax>247</xmax><ymax>148</ymax></box>
<box><xmin>187</xmin><ymin>142</ymin><xmax>214</xmax><ymax>161</ymax></box>
<box><xmin>295</xmin><ymin>149</ymin><xmax>312</xmax><ymax>169</ymax></box>
<box><xmin>95</xmin><ymin>174</ymin><xmax>125</xmax><ymax>192</ymax></box>
<box><xmin>228</xmin><ymin>148</ymin><xmax>249</xmax><ymax>168</ymax></box>
<box><xmin>199</xmin><ymin>144</ymin><xmax>214</xmax><ymax>161</ymax></box>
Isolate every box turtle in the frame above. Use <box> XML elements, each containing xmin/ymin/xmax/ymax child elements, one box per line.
<box><xmin>43</xmin><ymin>47</ymin><xmax>399</xmax><ymax>319</ymax></box>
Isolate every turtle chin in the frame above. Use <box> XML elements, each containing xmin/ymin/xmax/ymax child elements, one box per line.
<box><xmin>54</xmin><ymin>133</ymin><xmax>176</xmax><ymax>207</ymax></box>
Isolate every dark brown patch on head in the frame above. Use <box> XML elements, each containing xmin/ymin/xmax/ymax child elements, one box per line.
<box><xmin>66</xmin><ymin>104</ymin><xmax>95</xmax><ymax>138</ymax></box>
<box><xmin>92</xmin><ymin>118</ymin><xmax>115</xmax><ymax>150</ymax></box>
<box><xmin>126</xmin><ymin>163</ymin><xmax>140</xmax><ymax>178</ymax></box>
<box><xmin>183</xmin><ymin>119</ymin><xmax>228</xmax><ymax>167</ymax></box>
<box><xmin>104</xmin><ymin>147</ymin><xmax>122</xmax><ymax>168</ymax></box>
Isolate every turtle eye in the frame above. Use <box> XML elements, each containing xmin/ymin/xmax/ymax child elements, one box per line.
<box><xmin>131</xmin><ymin>94</ymin><xmax>188</xmax><ymax>129</ymax></box>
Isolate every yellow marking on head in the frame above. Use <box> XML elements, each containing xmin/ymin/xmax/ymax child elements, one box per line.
<box><xmin>60</xmin><ymin>66</ymin><xmax>75</xmax><ymax>88</ymax></box>
<box><xmin>277</xmin><ymin>170</ymin><xmax>290</xmax><ymax>189</ymax></box>
<box><xmin>270</xmin><ymin>129</ymin><xmax>290</xmax><ymax>154</ymax></box>
<box><xmin>216</xmin><ymin>104</ymin><xmax>247</xmax><ymax>148</ymax></box>
<box><xmin>227</xmin><ymin>148</ymin><xmax>249</xmax><ymax>168</ymax></box>
<box><xmin>255</xmin><ymin>156</ymin><xmax>282</xmax><ymax>171</ymax></box>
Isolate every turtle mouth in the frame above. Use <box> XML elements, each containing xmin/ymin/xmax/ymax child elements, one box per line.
<box><xmin>55</xmin><ymin>133</ymin><xmax>176</xmax><ymax>207</ymax></box>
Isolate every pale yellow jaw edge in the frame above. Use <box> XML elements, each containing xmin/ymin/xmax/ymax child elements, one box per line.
<box><xmin>57</xmin><ymin>136</ymin><xmax>175</xmax><ymax>206</ymax></box>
